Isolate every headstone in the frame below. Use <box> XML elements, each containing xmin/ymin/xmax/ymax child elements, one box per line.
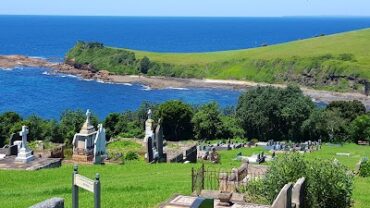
<box><xmin>145</xmin><ymin>136</ymin><xmax>154</xmax><ymax>163</ymax></box>
<box><xmin>365</xmin><ymin>80</ymin><xmax>369</xmax><ymax>96</ymax></box>
<box><xmin>15</xmin><ymin>126</ymin><xmax>35</xmax><ymax>163</ymax></box>
<box><xmin>155</xmin><ymin>119</ymin><xmax>164</xmax><ymax>160</ymax></box>
<box><xmin>72</xmin><ymin>110</ymin><xmax>107</xmax><ymax>164</ymax></box>
<box><xmin>144</xmin><ymin>110</ymin><xmax>167</xmax><ymax>163</ymax></box>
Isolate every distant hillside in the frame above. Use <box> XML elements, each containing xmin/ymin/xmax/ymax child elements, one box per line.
<box><xmin>66</xmin><ymin>28</ymin><xmax>370</xmax><ymax>92</ymax></box>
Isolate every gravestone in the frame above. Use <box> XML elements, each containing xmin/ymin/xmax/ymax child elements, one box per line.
<box><xmin>15</xmin><ymin>126</ymin><xmax>35</xmax><ymax>163</ymax></box>
<box><xmin>365</xmin><ymin>80</ymin><xmax>369</xmax><ymax>96</ymax></box>
<box><xmin>155</xmin><ymin>119</ymin><xmax>166</xmax><ymax>162</ymax></box>
<box><xmin>72</xmin><ymin>110</ymin><xmax>107</xmax><ymax>164</ymax></box>
<box><xmin>144</xmin><ymin>109</ymin><xmax>166</xmax><ymax>163</ymax></box>
<box><xmin>145</xmin><ymin>136</ymin><xmax>154</xmax><ymax>163</ymax></box>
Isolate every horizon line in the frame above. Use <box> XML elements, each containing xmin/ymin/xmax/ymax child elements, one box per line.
<box><xmin>1</xmin><ymin>14</ymin><xmax>370</xmax><ymax>18</ymax></box>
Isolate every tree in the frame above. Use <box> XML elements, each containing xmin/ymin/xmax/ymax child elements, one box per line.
<box><xmin>219</xmin><ymin>116</ymin><xmax>245</xmax><ymax>139</ymax></box>
<box><xmin>192</xmin><ymin>102</ymin><xmax>222</xmax><ymax>140</ymax></box>
<box><xmin>157</xmin><ymin>100</ymin><xmax>193</xmax><ymax>140</ymax></box>
<box><xmin>236</xmin><ymin>85</ymin><xmax>314</xmax><ymax>141</ymax></box>
<box><xmin>139</xmin><ymin>56</ymin><xmax>151</xmax><ymax>74</ymax></box>
<box><xmin>104</xmin><ymin>113</ymin><xmax>125</xmax><ymax>140</ymax></box>
<box><xmin>326</xmin><ymin>100</ymin><xmax>366</xmax><ymax>122</ymax></box>
<box><xmin>301</xmin><ymin>109</ymin><xmax>348</xmax><ymax>142</ymax></box>
<box><xmin>349</xmin><ymin>114</ymin><xmax>370</xmax><ymax>142</ymax></box>
<box><xmin>0</xmin><ymin>112</ymin><xmax>22</xmax><ymax>147</ymax></box>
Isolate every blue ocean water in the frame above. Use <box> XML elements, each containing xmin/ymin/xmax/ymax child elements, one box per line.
<box><xmin>1</xmin><ymin>16</ymin><xmax>370</xmax><ymax>119</ymax></box>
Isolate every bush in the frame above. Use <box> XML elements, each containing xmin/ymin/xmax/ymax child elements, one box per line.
<box><xmin>125</xmin><ymin>151</ymin><xmax>139</xmax><ymax>161</ymax></box>
<box><xmin>246</xmin><ymin>153</ymin><xmax>353</xmax><ymax>208</ymax></box>
<box><xmin>359</xmin><ymin>158</ymin><xmax>370</xmax><ymax>177</ymax></box>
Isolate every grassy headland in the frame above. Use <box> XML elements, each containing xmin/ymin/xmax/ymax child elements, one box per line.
<box><xmin>66</xmin><ymin>28</ymin><xmax>370</xmax><ymax>92</ymax></box>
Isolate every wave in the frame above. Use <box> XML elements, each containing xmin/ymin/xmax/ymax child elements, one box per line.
<box><xmin>42</xmin><ymin>71</ymin><xmax>51</xmax><ymax>75</ymax></box>
<box><xmin>0</xmin><ymin>67</ymin><xmax>14</xmax><ymax>71</ymax></box>
<box><xmin>141</xmin><ymin>85</ymin><xmax>152</xmax><ymax>91</ymax></box>
<box><xmin>165</xmin><ymin>87</ymin><xmax>189</xmax><ymax>91</ymax></box>
<box><xmin>29</xmin><ymin>56</ymin><xmax>47</xmax><ymax>60</ymax></box>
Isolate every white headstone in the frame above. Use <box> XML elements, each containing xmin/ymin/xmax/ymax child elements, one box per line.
<box><xmin>15</xmin><ymin>126</ymin><xmax>35</xmax><ymax>163</ymax></box>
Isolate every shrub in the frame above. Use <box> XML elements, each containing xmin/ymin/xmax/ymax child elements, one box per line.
<box><xmin>359</xmin><ymin>158</ymin><xmax>370</xmax><ymax>177</ymax></box>
<box><xmin>246</xmin><ymin>153</ymin><xmax>353</xmax><ymax>208</ymax></box>
<box><xmin>125</xmin><ymin>151</ymin><xmax>139</xmax><ymax>161</ymax></box>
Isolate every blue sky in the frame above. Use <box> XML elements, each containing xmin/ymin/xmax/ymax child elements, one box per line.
<box><xmin>0</xmin><ymin>0</ymin><xmax>369</xmax><ymax>17</ymax></box>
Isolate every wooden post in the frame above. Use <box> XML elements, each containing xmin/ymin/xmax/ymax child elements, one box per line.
<box><xmin>94</xmin><ymin>173</ymin><xmax>101</xmax><ymax>208</ymax></box>
<box><xmin>72</xmin><ymin>165</ymin><xmax>79</xmax><ymax>208</ymax></box>
<box><xmin>201</xmin><ymin>163</ymin><xmax>205</xmax><ymax>190</ymax></box>
<box><xmin>191</xmin><ymin>167</ymin><xmax>194</xmax><ymax>193</ymax></box>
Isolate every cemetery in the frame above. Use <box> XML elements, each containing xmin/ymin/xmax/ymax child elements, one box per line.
<box><xmin>0</xmin><ymin>138</ymin><xmax>370</xmax><ymax>207</ymax></box>
<box><xmin>0</xmin><ymin>108</ymin><xmax>369</xmax><ymax>207</ymax></box>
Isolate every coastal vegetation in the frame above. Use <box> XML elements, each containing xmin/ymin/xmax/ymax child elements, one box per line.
<box><xmin>66</xmin><ymin>28</ymin><xmax>370</xmax><ymax>92</ymax></box>
<box><xmin>0</xmin><ymin>86</ymin><xmax>368</xmax><ymax>148</ymax></box>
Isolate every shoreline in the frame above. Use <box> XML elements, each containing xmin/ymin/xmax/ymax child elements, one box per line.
<box><xmin>1</xmin><ymin>55</ymin><xmax>369</xmax><ymax>108</ymax></box>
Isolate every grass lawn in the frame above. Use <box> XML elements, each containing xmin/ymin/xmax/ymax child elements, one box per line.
<box><xmin>0</xmin><ymin>143</ymin><xmax>369</xmax><ymax>207</ymax></box>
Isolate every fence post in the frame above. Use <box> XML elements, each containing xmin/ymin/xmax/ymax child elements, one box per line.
<box><xmin>72</xmin><ymin>165</ymin><xmax>79</xmax><ymax>208</ymax></box>
<box><xmin>201</xmin><ymin>163</ymin><xmax>205</xmax><ymax>190</ymax></box>
<box><xmin>94</xmin><ymin>173</ymin><xmax>101</xmax><ymax>208</ymax></box>
<box><xmin>191</xmin><ymin>167</ymin><xmax>194</xmax><ymax>193</ymax></box>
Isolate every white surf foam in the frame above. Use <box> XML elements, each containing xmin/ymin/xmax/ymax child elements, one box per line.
<box><xmin>166</xmin><ymin>87</ymin><xmax>189</xmax><ymax>91</ymax></box>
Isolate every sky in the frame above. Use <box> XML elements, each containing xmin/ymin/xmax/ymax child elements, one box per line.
<box><xmin>0</xmin><ymin>0</ymin><xmax>369</xmax><ymax>17</ymax></box>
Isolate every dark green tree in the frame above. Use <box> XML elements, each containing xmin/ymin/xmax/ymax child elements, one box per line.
<box><xmin>302</xmin><ymin>110</ymin><xmax>348</xmax><ymax>142</ymax></box>
<box><xmin>236</xmin><ymin>85</ymin><xmax>314</xmax><ymax>141</ymax></box>
<box><xmin>219</xmin><ymin>116</ymin><xmax>245</xmax><ymax>139</ymax></box>
<box><xmin>139</xmin><ymin>56</ymin><xmax>151</xmax><ymax>74</ymax></box>
<box><xmin>349</xmin><ymin>114</ymin><xmax>370</xmax><ymax>142</ymax></box>
<box><xmin>0</xmin><ymin>112</ymin><xmax>22</xmax><ymax>146</ymax></box>
<box><xmin>326</xmin><ymin>100</ymin><xmax>366</xmax><ymax>122</ymax></box>
<box><xmin>157</xmin><ymin>100</ymin><xmax>193</xmax><ymax>140</ymax></box>
<box><xmin>192</xmin><ymin>102</ymin><xmax>222</xmax><ymax>140</ymax></box>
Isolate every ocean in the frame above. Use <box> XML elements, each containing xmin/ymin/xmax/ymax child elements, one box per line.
<box><xmin>1</xmin><ymin>16</ymin><xmax>370</xmax><ymax>119</ymax></box>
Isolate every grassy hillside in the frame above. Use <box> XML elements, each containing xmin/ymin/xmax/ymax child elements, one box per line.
<box><xmin>66</xmin><ymin>28</ymin><xmax>370</xmax><ymax>92</ymax></box>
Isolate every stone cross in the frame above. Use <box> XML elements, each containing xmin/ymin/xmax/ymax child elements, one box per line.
<box><xmin>86</xmin><ymin>109</ymin><xmax>92</xmax><ymax>124</ymax></box>
<box><xmin>19</xmin><ymin>126</ymin><xmax>29</xmax><ymax>149</ymax></box>
<box><xmin>147</xmin><ymin>109</ymin><xmax>152</xmax><ymax>120</ymax></box>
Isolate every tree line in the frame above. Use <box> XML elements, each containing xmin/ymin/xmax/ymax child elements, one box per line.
<box><xmin>0</xmin><ymin>85</ymin><xmax>369</xmax><ymax>147</ymax></box>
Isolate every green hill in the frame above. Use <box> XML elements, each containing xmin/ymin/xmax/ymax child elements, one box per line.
<box><xmin>66</xmin><ymin>28</ymin><xmax>370</xmax><ymax>92</ymax></box>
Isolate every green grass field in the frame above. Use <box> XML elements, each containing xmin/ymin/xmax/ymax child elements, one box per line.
<box><xmin>67</xmin><ymin>28</ymin><xmax>370</xmax><ymax>92</ymax></box>
<box><xmin>0</xmin><ymin>144</ymin><xmax>369</xmax><ymax>208</ymax></box>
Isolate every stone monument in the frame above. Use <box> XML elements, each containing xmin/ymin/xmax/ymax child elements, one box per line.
<box><xmin>144</xmin><ymin>109</ymin><xmax>167</xmax><ymax>163</ymax></box>
<box><xmin>72</xmin><ymin>109</ymin><xmax>107</xmax><ymax>164</ymax></box>
<box><xmin>15</xmin><ymin>126</ymin><xmax>35</xmax><ymax>163</ymax></box>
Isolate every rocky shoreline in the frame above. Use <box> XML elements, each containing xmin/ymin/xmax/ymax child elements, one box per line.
<box><xmin>1</xmin><ymin>55</ymin><xmax>369</xmax><ymax>109</ymax></box>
